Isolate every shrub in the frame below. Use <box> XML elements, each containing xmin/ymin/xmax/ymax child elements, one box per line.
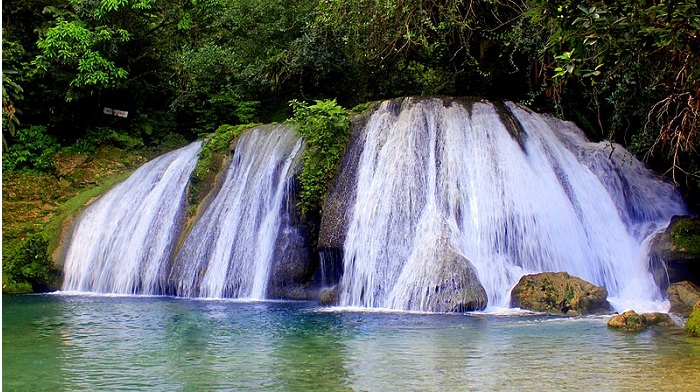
<box><xmin>2</xmin><ymin>125</ymin><xmax>60</xmax><ymax>172</ymax></box>
<box><xmin>2</xmin><ymin>234</ymin><xmax>52</xmax><ymax>293</ymax></box>
<box><xmin>289</xmin><ymin>99</ymin><xmax>350</xmax><ymax>216</ymax></box>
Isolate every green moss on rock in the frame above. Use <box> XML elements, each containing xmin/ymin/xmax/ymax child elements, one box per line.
<box><xmin>671</xmin><ymin>217</ymin><xmax>700</xmax><ymax>254</ymax></box>
<box><xmin>607</xmin><ymin>310</ymin><xmax>673</xmax><ymax>332</ymax></box>
<box><xmin>511</xmin><ymin>272</ymin><xmax>610</xmax><ymax>315</ymax></box>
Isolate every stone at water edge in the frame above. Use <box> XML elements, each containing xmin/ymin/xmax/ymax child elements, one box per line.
<box><xmin>510</xmin><ymin>272</ymin><xmax>611</xmax><ymax>315</ymax></box>
<box><xmin>648</xmin><ymin>216</ymin><xmax>700</xmax><ymax>289</ymax></box>
<box><xmin>607</xmin><ymin>310</ymin><xmax>674</xmax><ymax>332</ymax></box>
<box><xmin>686</xmin><ymin>301</ymin><xmax>700</xmax><ymax>337</ymax></box>
<box><xmin>667</xmin><ymin>281</ymin><xmax>700</xmax><ymax>317</ymax></box>
<box><xmin>319</xmin><ymin>285</ymin><xmax>339</xmax><ymax>306</ymax></box>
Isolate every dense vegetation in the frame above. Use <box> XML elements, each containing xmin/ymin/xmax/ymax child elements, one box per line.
<box><xmin>3</xmin><ymin>0</ymin><xmax>699</xmax><ymax>292</ymax></box>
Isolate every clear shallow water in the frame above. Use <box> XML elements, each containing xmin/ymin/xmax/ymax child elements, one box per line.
<box><xmin>3</xmin><ymin>294</ymin><xmax>700</xmax><ymax>391</ymax></box>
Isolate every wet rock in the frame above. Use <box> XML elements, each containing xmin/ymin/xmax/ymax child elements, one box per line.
<box><xmin>685</xmin><ymin>301</ymin><xmax>700</xmax><ymax>337</ymax></box>
<box><xmin>667</xmin><ymin>281</ymin><xmax>700</xmax><ymax>317</ymax></box>
<box><xmin>318</xmin><ymin>112</ymin><xmax>375</xmax><ymax>251</ymax></box>
<box><xmin>418</xmin><ymin>246</ymin><xmax>487</xmax><ymax>313</ymax></box>
<box><xmin>319</xmin><ymin>285</ymin><xmax>339</xmax><ymax>306</ymax></box>
<box><xmin>648</xmin><ymin>216</ymin><xmax>700</xmax><ymax>289</ymax></box>
<box><xmin>388</xmin><ymin>228</ymin><xmax>488</xmax><ymax>313</ymax></box>
<box><xmin>266</xmin><ymin>189</ymin><xmax>314</xmax><ymax>300</ymax></box>
<box><xmin>510</xmin><ymin>272</ymin><xmax>611</xmax><ymax>315</ymax></box>
<box><xmin>607</xmin><ymin>310</ymin><xmax>673</xmax><ymax>332</ymax></box>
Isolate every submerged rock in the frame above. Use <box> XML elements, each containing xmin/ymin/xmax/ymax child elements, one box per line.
<box><xmin>510</xmin><ymin>272</ymin><xmax>611</xmax><ymax>315</ymax></box>
<box><xmin>319</xmin><ymin>285</ymin><xmax>339</xmax><ymax>306</ymax></box>
<box><xmin>649</xmin><ymin>216</ymin><xmax>700</xmax><ymax>289</ymax></box>
<box><xmin>608</xmin><ymin>310</ymin><xmax>674</xmax><ymax>332</ymax></box>
<box><xmin>667</xmin><ymin>281</ymin><xmax>700</xmax><ymax>317</ymax></box>
<box><xmin>686</xmin><ymin>301</ymin><xmax>700</xmax><ymax>337</ymax></box>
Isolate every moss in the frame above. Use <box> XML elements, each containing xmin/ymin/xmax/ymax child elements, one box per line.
<box><xmin>671</xmin><ymin>217</ymin><xmax>700</xmax><ymax>254</ymax></box>
<box><xmin>188</xmin><ymin>123</ymin><xmax>258</xmax><ymax>210</ymax></box>
<box><xmin>686</xmin><ymin>302</ymin><xmax>700</xmax><ymax>337</ymax></box>
<box><xmin>349</xmin><ymin>101</ymin><xmax>379</xmax><ymax>114</ymax></box>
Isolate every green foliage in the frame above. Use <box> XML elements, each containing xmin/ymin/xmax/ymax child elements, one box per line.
<box><xmin>671</xmin><ymin>218</ymin><xmax>700</xmax><ymax>254</ymax></box>
<box><xmin>71</xmin><ymin>127</ymin><xmax>144</xmax><ymax>154</ymax></box>
<box><xmin>524</xmin><ymin>0</ymin><xmax>700</xmax><ymax>185</ymax></box>
<box><xmin>687</xmin><ymin>303</ymin><xmax>700</xmax><ymax>337</ymax></box>
<box><xmin>2</xmin><ymin>69</ymin><xmax>24</xmax><ymax>149</ymax></box>
<box><xmin>34</xmin><ymin>19</ymin><xmax>130</xmax><ymax>100</ymax></box>
<box><xmin>2</xmin><ymin>234</ymin><xmax>52</xmax><ymax>293</ymax></box>
<box><xmin>289</xmin><ymin>99</ymin><xmax>350</xmax><ymax>216</ymax></box>
<box><xmin>3</xmin><ymin>126</ymin><xmax>60</xmax><ymax>172</ymax></box>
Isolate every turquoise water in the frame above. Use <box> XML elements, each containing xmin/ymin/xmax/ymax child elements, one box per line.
<box><xmin>3</xmin><ymin>294</ymin><xmax>700</xmax><ymax>391</ymax></box>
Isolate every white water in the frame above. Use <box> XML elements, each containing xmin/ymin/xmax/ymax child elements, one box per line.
<box><xmin>62</xmin><ymin>141</ymin><xmax>202</xmax><ymax>294</ymax></box>
<box><xmin>339</xmin><ymin>98</ymin><xmax>686</xmax><ymax>312</ymax></box>
<box><xmin>170</xmin><ymin>125</ymin><xmax>304</xmax><ymax>299</ymax></box>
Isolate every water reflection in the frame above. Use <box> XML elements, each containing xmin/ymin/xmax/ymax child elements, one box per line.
<box><xmin>3</xmin><ymin>295</ymin><xmax>700</xmax><ymax>391</ymax></box>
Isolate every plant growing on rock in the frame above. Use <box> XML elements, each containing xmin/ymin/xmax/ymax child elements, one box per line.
<box><xmin>289</xmin><ymin>99</ymin><xmax>350</xmax><ymax>217</ymax></box>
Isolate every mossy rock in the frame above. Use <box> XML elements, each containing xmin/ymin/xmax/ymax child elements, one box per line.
<box><xmin>686</xmin><ymin>301</ymin><xmax>700</xmax><ymax>337</ymax></box>
<box><xmin>510</xmin><ymin>272</ymin><xmax>610</xmax><ymax>315</ymax></box>
<box><xmin>649</xmin><ymin>216</ymin><xmax>700</xmax><ymax>287</ymax></box>
<box><xmin>607</xmin><ymin>310</ymin><xmax>673</xmax><ymax>332</ymax></box>
<box><xmin>668</xmin><ymin>281</ymin><xmax>700</xmax><ymax>317</ymax></box>
<box><xmin>671</xmin><ymin>217</ymin><xmax>700</xmax><ymax>254</ymax></box>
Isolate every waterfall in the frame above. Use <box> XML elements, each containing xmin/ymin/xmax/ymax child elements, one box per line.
<box><xmin>62</xmin><ymin>141</ymin><xmax>202</xmax><ymax>294</ymax></box>
<box><xmin>62</xmin><ymin>125</ymin><xmax>306</xmax><ymax>299</ymax></box>
<box><xmin>338</xmin><ymin>98</ymin><xmax>686</xmax><ymax>312</ymax></box>
<box><xmin>170</xmin><ymin>125</ymin><xmax>304</xmax><ymax>299</ymax></box>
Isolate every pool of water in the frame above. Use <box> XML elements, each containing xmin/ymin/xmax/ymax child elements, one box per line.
<box><xmin>3</xmin><ymin>294</ymin><xmax>700</xmax><ymax>391</ymax></box>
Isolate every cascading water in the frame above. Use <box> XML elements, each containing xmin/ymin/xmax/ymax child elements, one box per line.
<box><xmin>170</xmin><ymin>125</ymin><xmax>304</xmax><ymax>299</ymax></box>
<box><xmin>62</xmin><ymin>125</ymin><xmax>306</xmax><ymax>299</ymax></box>
<box><xmin>62</xmin><ymin>141</ymin><xmax>202</xmax><ymax>294</ymax></box>
<box><xmin>338</xmin><ymin>98</ymin><xmax>686</xmax><ymax>312</ymax></box>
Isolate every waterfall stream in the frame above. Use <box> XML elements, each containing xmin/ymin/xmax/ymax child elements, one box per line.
<box><xmin>170</xmin><ymin>125</ymin><xmax>304</xmax><ymax>299</ymax></box>
<box><xmin>338</xmin><ymin>98</ymin><xmax>686</xmax><ymax>312</ymax></box>
<box><xmin>61</xmin><ymin>98</ymin><xmax>686</xmax><ymax>311</ymax></box>
<box><xmin>62</xmin><ymin>125</ymin><xmax>305</xmax><ymax>299</ymax></box>
<box><xmin>62</xmin><ymin>141</ymin><xmax>202</xmax><ymax>294</ymax></box>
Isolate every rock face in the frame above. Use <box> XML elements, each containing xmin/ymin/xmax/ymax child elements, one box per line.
<box><xmin>318</xmin><ymin>111</ymin><xmax>375</xmax><ymax>251</ymax></box>
<box><xmin>686</xmin><ymin>301</ymin><xmax>700</xmax><ymax>337</ymax></box>
<box><xmin>267</xmin><ymin>187</ymin><xmax>314</xmax><ymax>300</ymax></box>
<box><xmin>667</xmin><ymin>281</ymin><xmax>700</xmax><ymax>317</ymax></box>
<box><xmin>648</xmin><ymin>216</ymin><xmax>700</xmax><ymax>290</ymax></box>
<box><xmin>510</xmin><ymin>272</ymin><xmax>611</xmax><ymax>315</ymax></box>
<box><xmin>607</xmin><ymin>310</ymin><xmax>674</xmax><ymax>331</ymax></box>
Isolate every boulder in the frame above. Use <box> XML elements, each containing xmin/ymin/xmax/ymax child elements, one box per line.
<box><xmin>667</xmin><ymin>281</ymin><xmax>700</xmax><ymax>317</ymax></box>
<box><xmin>388</xmin><ymin>229</ymin><xmax>488</xmax><ymax>313</ymax></box>
<box><xmin>648</xmin><ymin>216</ymin><xmax>700</xmax><ymax>289</ymax></box>
<box><xmin>510</xmin><ymin>272</ymin><xmax>611</xmax><ymax>315</ymax></box>
<box><xmin>685</xmin><ymin>301</ymin><xmax>700</xmax><ymax>337</ymax></box>
<box><xmin>607</xmin><ymin>310</ymin><xmax>674</xmax><ymax>332</ymax></box>
<box><xmin>414</xmin><ymin>246</ymin><xmax>487</xmax><ymax>313</ymax></box>
<box><xmin>319</xmin><ymin>285</ymin><xmax>340</xmax><ymax>306</ymax></box>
